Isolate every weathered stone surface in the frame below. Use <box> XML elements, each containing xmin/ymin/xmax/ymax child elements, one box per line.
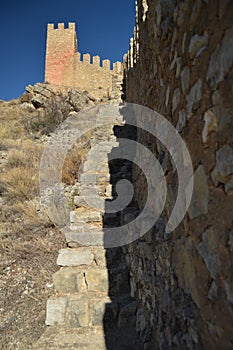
<box><xmin>208</xmin><ymin>281</ymin><xmax>218</xmax><ymax>302</ymax></box>
<box><xmin>57</xmin><ymin>248</ymin><xmax>94</xmax><ymax>266</ymax></box>
<box><xmin>224</xmin><ymin>281</ymin><xmax>233</xmax><ymax>305</ymax></box>
<box><xmin>165</xmin><ymin>85</ymin><xmax>170</xmax><ymax>107</ymax></box>
<box><xmin>228</xmin><ymin>230</ymin><xmax>233</xmax><ymax>252</ymax></box>
<box><xmin>85</xmin><ymin>269</ymin><xmax>109</xmax><ymax>292</ymax></box>
<box><xmin>118</xmin><ymin>302</ymin><xmax>137</xmax><ymax>328</ymax></box>
<box><xmin>181</xmin><ymin>66</ymin><xmax>190</xmax><ymax>93</ymax></box>
<box><xmin>211</xmin><ymin>144</ymin><xmax>233</xmax><ymax>193</ymax></box>
<box><xmin>176</xmin><ymin>109</ymin><xmax>186</xmax><ymax>132</ymax></box>
<box><xmin>172</xmin><ymin>88</ymin><xmax>180</xmax><ymax>113</ymax></box>
<box><xmin>67</xmin><ymin>90</ymin><xmax>88</xmax><ymax>111</ymax></box>
<box><xmin>93</xmin><ymin>248</ymin><xmax>107</xmax><ymax>266</ymax></box>
<box><xmin>121</xmin><ymin>0</ymin><xmax>233</xmax><ymax>348</ymax></box>
<box><xmin>202</xmin><ymin>110</ymin><xmax>217</xmax><ymax>146</ymax></box>
<box><xmin>188</xmin><ymin>165</ymin><xmax>209</xmax><ymax>219</ymax></box>
<box><xmin>172</xmin><ymin>237</ymin><xmax>207</xmax><ymax>309</ymax></box>
<box><xmin>33</xmin><ymin>326</ymin><xmax>110</xmax><ymax>349</ymax></box>
<box><xmin>90</xmin><ymin>297</ymin><xmax>114</xmax><ymax>326</ymax></box>
<box><xmin>46</xmin><ymin>296</ymin><xmax>68</xmax><ymax>326</ymax></box>
<box><xmin>66</xmin><ymin>295</ymin><xmax>89</xmax><ymax>327</ymax></box>
<box><xmin>70</xmin><ymin>209</ymin><xmax>102</xmax><ymax>223</ymax></box>
<box><xmin>197</xmin><ymin>228</ymin><xmax>220</xmax><ymax>277</ymax></box>
<box><xmin>189</xmin><ymin>32</ymin><xmax>208</xmax><ymax>59</ymax></box>
<box><xmin>207</xmin><ymin>26</ymin><xmax>233</xmax><ymax>87</ymax></box>
<box><xmin>186</xmin><ymin>79</ymin><xmax>202</xmax><ymax>117</ymax></box>
<box><xmin>53</xmin><ymin>267</ymin><xmax>86</xmax><ymax>293</ymax></box>
<box><xmin>212</xmin><ymin>90</ymin><xmax>233</xmax><ymax>134</ymax></box>
<box><xmin>73</xmin><ymin>195</ymin><xmax>105</xmax><ymax>210</ymax></box>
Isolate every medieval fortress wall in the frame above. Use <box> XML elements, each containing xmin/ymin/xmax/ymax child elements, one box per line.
<box><xmin>122</xmin><ymin>0</ymin><xmax>233</xmax><ymax>349</ymax></box>
<box><xmin>45</xmin><ymin>22</ymin><xmax>123</xmax><ymax>99</ymax></box>
<box><xmin>37</xmin><ymin>2</ymin><xmax>233</xmax><ymax>349</ymax></box>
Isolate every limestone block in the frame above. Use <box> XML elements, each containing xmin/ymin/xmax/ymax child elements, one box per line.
<box><xmin>80</xmin><ymin>173</ymin><xmax>110</xmax><ymax>183</ymax></box>
<box><xmin>197</xmin><ymin>228</ymin><xmax>220</xmax><ymax>277</ymax></box>
<box><xmin>85</xmin><ymin>269</ymin><xmax>109</xmax><ymax>292</ymax></box>
<box><xmin>57</xmin><ymin>248</ymin><xmax>94</xmax><ymax>266</ymax></box>
<box><xmin>224</xmin><ymin>281</ymin><xmax>233</xmax><ymax>305</ymax></box>
<box><xmin>189</xmin><ymin>32</ymin><xmax>208</xmax><ymax>59</ymax></box>
<box><xmin>93</xmin><ymin>248</ymin><xmax>107</xmax><ymax>266</ymax></box>
<box><xmin>188</xmin><ymin>165</ymin><xmax>209</xmax><ymax>219</ymax></box>
<box><xmin>70</xmin><ymin>209</ymin><xmax>102</xmax><ymax>223</ymax></box>
<box><xmin>228</xmin><ymin>230</ymin><xmax>233</xmax><ymax>252</ymax></box>
<box><xmin>172</xmin><ymin>236</ymin><xmax>208</xmax><ymax>309</ymax></box>
<box><xmin>212</xmin><ymin>90</ymin><xmax>232</xmax><ymax>133</ymax></box>
<box><xmin>45</xmin><ymin>296</ymin><xmax>68</xmax><ymax>325</ymax></box>
<box><xmin>90</xmin><ymin>297</ymin><xmax>116</xmax><ymax>326</ymax></box>
<box><xmin>66</xmin><ymin>295</ymin><xmax>89</xmax><ymax>327</ymax></box>
<box><xmin>53</xmin><ymin>267</ymin><xmax>86</xmax><ymax>293</ymax></box>
<box><xmin>172</xmin><ymin>88</ymin><xmax>180</xmax><ymax>113</ymax></box>
<box><xmin>73</xmin><ymin>196</ymin><xmax>89</xmax><ymax>208</ymax></box>
<box><xmin>181</xmin><ymin>66</ymin><xmax>190</xmax><ymax>93</ymax></box>
<box><xmin>211</xmin><ymin>144</ymin><xmax>233</xmax><ymax>193</ymax></box>
<box><xmin>83</xmin><ymin>160</ymin><xmax>109</xmax><ymax>173</ymax></box>
<box><xmin>105</xmin><ymin>184</ymin><xmax>112</xmax><ymax>197</ymax></box>
<box><xmin>165</xmin><ymin>85</ymin><xmax>170</xmax><ymax>107</ymax></box>
<box><xmin>118</xmin><ymin>301</ymin><xmax>137</xmax><ymax>328</ymax></box>
<box><xmin>207</xmin><ymin>26</ymin><xmax>233</xmax><ymax>87</ymax></box>
<box><xmin>186</xmin><ymin>79</ymin><xmax>202</xmax><ymax>117</ymax></box>
<box><xmin>208</xmin><ymin>281</ymin><xmax>218</xmax><ymax>302</ymax></box>
<box><xmin>202</xmin><ymin>110</ymin><xmax>217</xmax><ymax>146</ymax></box>
<box><xmin>176</xmin><ymin>110</ymin><xmax>186</xmax><ymax>132</ymax></box>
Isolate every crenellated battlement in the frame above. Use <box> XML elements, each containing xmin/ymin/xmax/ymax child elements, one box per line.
<box><xmin>47</xmin><ymin>22</ymin><xmax>76</xmax><ymax>31</ymax></box>
<box><xmin>45</xmin><ymin>22</ymin><xmax>123</xmax><ymax>99</ymax></box>
<box><xmin>73</xmin><ymin>52</ymin><xmax>123</xmax><ymax>74</ymax></box>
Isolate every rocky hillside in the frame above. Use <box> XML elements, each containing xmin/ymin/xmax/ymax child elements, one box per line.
<box><xmin>0</xmin><ymin>83</ymin><xmax>108</xmax><ymax>350</ymax></box>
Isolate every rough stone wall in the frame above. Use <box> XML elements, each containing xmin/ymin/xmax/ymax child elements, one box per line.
<box><xmin>123</xmin><ymin>0</ymin><xmax>233</xmax><ymax>349</ymax></box>
<box><xmin>45</xmin><ymin>23</ymin><xmax>123</xmax><ymax>99</ymax></box>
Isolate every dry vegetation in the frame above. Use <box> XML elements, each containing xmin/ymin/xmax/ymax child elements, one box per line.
<box><xmin>0</xmin><ymin>88</ymin><xmax>95</xmax><ymax>349</ymax></box>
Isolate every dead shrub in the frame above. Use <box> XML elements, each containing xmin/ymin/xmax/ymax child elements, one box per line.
<box><xmin>1</xmin><ymin>167</ymin><xmax>39</xmax><ymax>201</ymax></box>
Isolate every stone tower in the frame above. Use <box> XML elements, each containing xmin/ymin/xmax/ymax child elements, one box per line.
<box><xmin>45</xmin><ymin>23</ymin><xmax>77</xmax><ymax>85</ymax></box>
<box><xmin>44</xmin><ymin>22</ymin><xmax>123</xmax><ymax>99</ymax></box>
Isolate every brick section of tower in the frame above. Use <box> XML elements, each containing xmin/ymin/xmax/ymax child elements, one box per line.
<box><xmin>45</xmin><ymin>23</ymin><xmax>77</xmax><ymax>86</ymax></box>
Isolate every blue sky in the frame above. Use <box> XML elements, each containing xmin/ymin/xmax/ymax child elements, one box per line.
<box><xmin>0</xmin><ymin>1</ymin><xmax>135</xmax><ymax>101</ymax></box>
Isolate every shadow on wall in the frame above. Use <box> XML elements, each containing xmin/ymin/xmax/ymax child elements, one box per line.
<box><xmin>102</xmin><ymin>106</ymin><xmax>142</xmax><ymax>349</ymax></box>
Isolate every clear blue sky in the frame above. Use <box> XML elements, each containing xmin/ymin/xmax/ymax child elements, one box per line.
<box><xmin>0</xmin><ymin>0</ymin><xmax>135</xmax><ymax>101</ymax></box>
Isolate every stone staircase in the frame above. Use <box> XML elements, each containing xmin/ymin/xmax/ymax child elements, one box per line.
<box><xmin>32</xmin><ymin>104</ymin><xmax>142</xmax><ymax>349</ymax></box>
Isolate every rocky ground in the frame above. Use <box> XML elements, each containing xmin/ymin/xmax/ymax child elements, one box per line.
<box><xmin>0</xmin><ymin>83</ymin><xmax>107</xmax><ymax>350</ymax></box>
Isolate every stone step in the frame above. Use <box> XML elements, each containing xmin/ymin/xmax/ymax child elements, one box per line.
<box><xmin>79</xmin><ymin>172</ymin><xmax>111</xmax><ymax>184</ymax></box>
<box><xmin>70</xmin><ymin>209</ymin><xmax>103</xmax><ymax>223</ymax></box>
<box><xmin>78</xmin><ymin>183</ymin><xmax>112</xmax><ymax>197</ymax></box>
<box><xmin>31</xmin><ymin>326</ymin><xmax>107</xmax><ymax>350</ymax></box>
<box><xmin>90</xmin><ymin>139</ymin><xmax>119</xmax><ymax>150</ymax></box>
<box><xmin>45</xmin><ymin>293</ymin><xmax>136</xmax><ymax>330</ymax></box>
<box><xmin>31</xmin><ymin>324</ymin><xmax>142</xmax><ymax>350</ymax></box>
<box><xmin>65</xmin><ymin>226</ymin><xmax>124</xmax><ymax>248</ymax></box>
<box><xmin>73</xmin><ymin>193</ymin><xmax>116</xmax><ymax>212</ymax></box>
<box><xmin>82</xmin><ymin>159</ymin><xmax>110</xmax><ymax>174</ymax></box>
<box><xmin>52</xmin><ymin>264</ymin><xmax>130</xmax><ymax>296</ymax></box>
<box><xmin>73</xmin><ymin>196</ymin><xmax>112</xmax><ymax>209</ymax></box>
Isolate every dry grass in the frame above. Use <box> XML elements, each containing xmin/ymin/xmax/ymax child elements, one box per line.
<box><xmin>0</xmin><ymin>88</ymin><xmax>100</xmax><ymax>349</ymax></box>
<box><xmin>62</xmin><ymin>131</ymin><xmax>92</xmax><ymax>185</ymax></box>
<box><xmin>1</xmin><ymin>142</ymin><xmax>43</xmax><ymax>203</ymax></box>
